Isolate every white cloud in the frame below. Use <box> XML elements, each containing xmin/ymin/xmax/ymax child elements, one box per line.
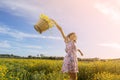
<box><xmin>0</xmin><ymin>41</ymin><xmax>11</xmax><ymax>48</ymax></box>
<box><xmin>98</xmin><ymin>43</ymin><xmax>120</xmax><ymax>49</ymax></box>
<box><xmin>94</xmin><ymin>1</ymin><xmax>120</xmax><ymax>21</ymax></box>
<box><xmin>0</xmin><ymin>40</ymin><xmax>47</xmax><ymax>56</ymax></box>
<box><xmin>0</xmin><ymin>0</ymin><xmax>43</xmax><ymax>19</ymax></box>
<box><xmin>24</xmin><ymin>45</ymin><xmax>42</xmax><ymax>49</ymax></box>
<box><xmin>0</xmin><ymin>24</ymin><xmax>62</xmax><ymax>40</ymax></box>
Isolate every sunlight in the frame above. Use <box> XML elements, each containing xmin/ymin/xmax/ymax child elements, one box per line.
<box><xmin>99</xmin><ymin>43</ymin><xmax>120</xmax><ymax>49</ymax></box>
<box><xmin>94</xmin><ymin>0</ymin><xmax>120</xmax><ymax>22</ymax></box>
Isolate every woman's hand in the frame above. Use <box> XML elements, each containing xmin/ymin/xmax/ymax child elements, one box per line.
<box><xmin>50</xmin><ymin>19</ymin><xmax>57</xmax><ymax>25</ymax></box>
<box><xmin>77</xmin><ymin>49</ymin><xmax>84</xmax><ymax>56</ymax></box>
<box><xmin>81</xmin><ymin>52</ymin><xmax>83</xmax><ymax>56</ymax></box>
<box><xmin>50</xmin><ymin>19</ymin><xmax>62</xmax><ymax>30</ymax></box>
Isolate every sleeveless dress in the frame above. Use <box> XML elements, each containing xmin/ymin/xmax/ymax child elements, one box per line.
<box><xmin>61</xmin><ymin>40</ymin><xmax>78</xmax><ymax>73</ymax></box>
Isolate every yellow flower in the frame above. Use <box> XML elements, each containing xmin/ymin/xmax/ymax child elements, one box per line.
<box><xmin>1</xmin><ymin>73</ymin><xmax>5</xmax><ymax>77</ymax></box>
<box><xmin>40</xmin><ymin>14</ymin><xmax>54</xmax><ymax>28</ymax></box>
<box><xmin>0</xmin><ymin>67</ymin><xmax>2</xmax><ymax>71</ymax></box>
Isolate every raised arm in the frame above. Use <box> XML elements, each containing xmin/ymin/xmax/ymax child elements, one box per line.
<box><xmin>51</xmin><ymin>19</ymin><xmax>66</xmax><ymax>40</ymax></box>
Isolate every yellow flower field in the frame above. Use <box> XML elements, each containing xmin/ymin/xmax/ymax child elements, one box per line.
<box><xmin>0</xmin><ymin>58</ymin><xmax>120</xmax><ymax>80</ymax></box>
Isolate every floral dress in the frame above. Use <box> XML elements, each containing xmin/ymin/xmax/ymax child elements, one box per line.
<box><xmin>61</xmin><ymin>40</ymin><xmax>78</xmax><ymax>73</ymax></box>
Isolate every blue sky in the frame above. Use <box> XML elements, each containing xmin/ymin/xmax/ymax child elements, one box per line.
<box><xmin>0</xmin><ymin>0</ymin><xmax>120</xmax><ymax>59</ymax></box>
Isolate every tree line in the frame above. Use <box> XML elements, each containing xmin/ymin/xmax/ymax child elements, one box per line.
<box><xmin>0</xmin><ymin>54</ymin><xmax>119</xmax><ymax>61</ymax></box>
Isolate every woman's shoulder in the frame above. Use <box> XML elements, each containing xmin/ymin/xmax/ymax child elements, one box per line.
<box><xmin>64</xmin><ymin>39</ymin><xmax>74</xmax><ymax>45</ymax></box>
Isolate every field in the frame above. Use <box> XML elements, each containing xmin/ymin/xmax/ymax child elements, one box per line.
<box><xmin>0</xmin><ymin>58</ymin><xmax>120</xmax><ymax>80</ymax></box>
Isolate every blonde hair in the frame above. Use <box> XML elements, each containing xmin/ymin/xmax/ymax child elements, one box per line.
<box><xmin>67</xmin><ymin>32</ymin><xmax>76</xmax><ymax>42</ymax></box>
<box><xmin>67</xmin><ymin>32</ymin><xmax>75</xmax><ymax>38</ymax></box>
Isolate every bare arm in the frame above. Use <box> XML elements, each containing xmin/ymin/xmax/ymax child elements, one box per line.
<box><xmin>77</xmin><ymin>49</ymin><xmax>83</xmax><ymax>56</ymax></box>
<box><xmin>51</xmin><ymin>19</ymin><xmax>66</xmax><ymax>40</ymax></box>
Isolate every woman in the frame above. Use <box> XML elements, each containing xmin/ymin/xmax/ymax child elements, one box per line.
<box><xmin>51</xmin><ymin>19</ymin><xmax>83</xmax><ymax>80</ymax></box>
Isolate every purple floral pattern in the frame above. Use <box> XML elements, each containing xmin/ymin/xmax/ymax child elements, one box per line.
<box><xmin>61</xmin><ymin>41</ymin><xmax>78</xmax><ymax>73</ymax></box>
